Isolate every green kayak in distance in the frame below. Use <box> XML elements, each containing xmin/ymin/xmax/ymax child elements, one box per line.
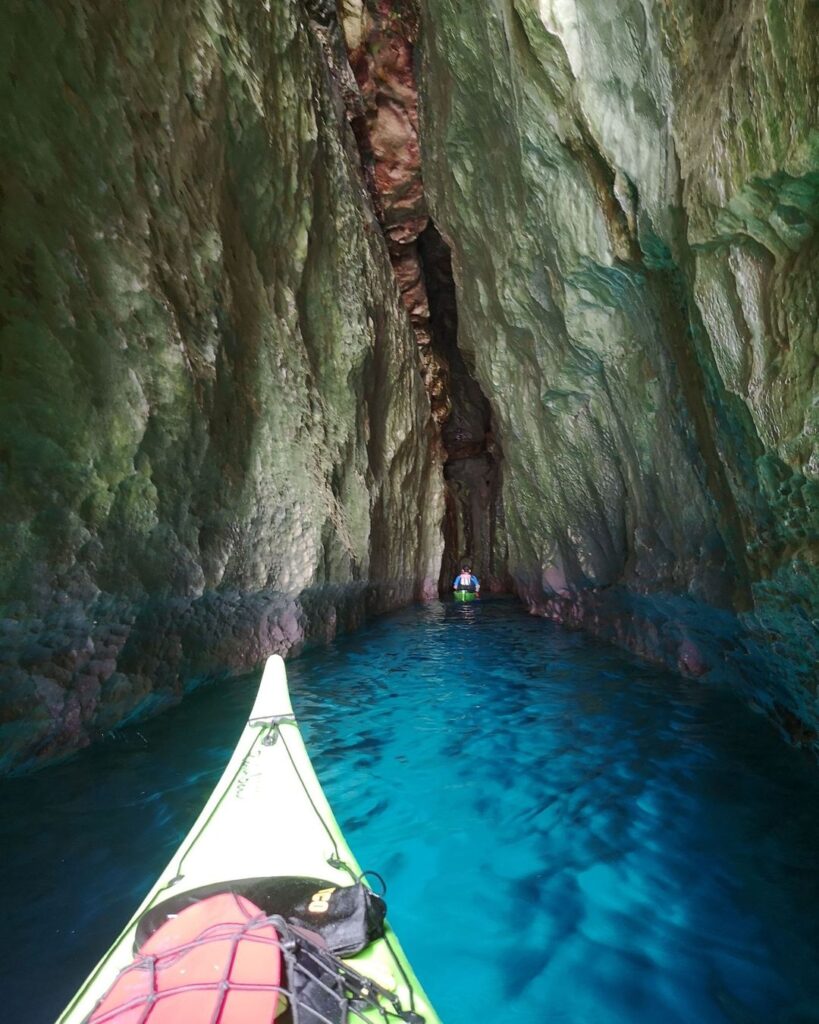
<box><xmin>454</xmin><ymin>590</ymin><xmax>478</xmax><ymax>603</ymax></box>
<box><xmin>57</xmin><ymin>655</ymin><xmax>442</xmax><ymax>1024</ymax></box>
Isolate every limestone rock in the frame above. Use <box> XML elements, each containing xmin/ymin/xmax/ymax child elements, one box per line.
<box><xmin>0</xmin><ymin>0</ymin><xmax>443</xmax><ymax>771</ymax></box>
<box><xmin>3</xmin><ymin>0</ymin><xmax>818</xmax><ymax>769</ymax></box>
<box><xmin>418</xmin><ymin>0</ymin><xmax>819</xmax><ymax>744</ymax></box>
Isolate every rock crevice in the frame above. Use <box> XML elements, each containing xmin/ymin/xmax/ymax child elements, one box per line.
<box><xmin>336</xmin><ymin>0</ymin><xmax>509</xmax><ymax>592</ymax></box>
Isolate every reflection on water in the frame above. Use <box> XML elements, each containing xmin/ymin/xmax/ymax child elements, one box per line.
<box><xmin>2</xmin><ymin>598</ymin><xmax>819</xmax><ymax>1023</ymax></box>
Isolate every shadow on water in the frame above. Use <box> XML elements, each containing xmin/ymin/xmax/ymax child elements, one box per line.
<box><xmin>0</xmin><ymin>669</ymin><xmax>261</xmax><ymax>1024</ymax></box>
<box><xmin>2</xmin><ymin>597</ymin><xmax>819</xmax><ymax>1023</ymax></box>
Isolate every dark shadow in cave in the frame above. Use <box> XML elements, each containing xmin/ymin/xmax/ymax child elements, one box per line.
<box><xmin>417</xmin><ymin>221</ymin><xmax>508</xmax><ymax>594</ymax></box>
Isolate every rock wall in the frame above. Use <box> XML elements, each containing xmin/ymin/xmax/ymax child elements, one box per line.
<box><xmin>3</xmin><ymin>0</ymin><xmax>817</xmax><ymax>768</ymax></box>
<box><xmin>417</xmin><ymin>0</ymin><xmax>819</xmax><ymax>743</ymax></box>
<box><xmin>339</xmin><ymin>0</ymin><xmax>510</xmax><ymax>590</ymax></box>
<box><xmin>0</xmin><ymin>0</ymin><xmax>444</xmax><ymax>771</ymax></box>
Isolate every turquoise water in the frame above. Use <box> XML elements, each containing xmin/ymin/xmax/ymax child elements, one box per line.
<box><xmin>2</xmin><ymin>598</ymin><xmax>819</xmax><ymax>1023</ymax></box>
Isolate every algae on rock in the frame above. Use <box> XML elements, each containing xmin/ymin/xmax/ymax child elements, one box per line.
<box><xmin>0</xmin><ymin>0</ymin><xmax>443</xmax><ymax>771</ymax></box>
<box><xmin>2</xmin><ymin>0</ymin><xmax>818</xmax><ymax>768</ymax></box>
<box><xmin>417</xmin><ymin>0</ymin><xmax>819</xmax><ymax>742</ymax></box>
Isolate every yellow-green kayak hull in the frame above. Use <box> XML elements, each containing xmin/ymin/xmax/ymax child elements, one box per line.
<box><xmin>57</xmin><ymin>655</ymin><xmax>441</xmax><ymax>1024</ymax></box>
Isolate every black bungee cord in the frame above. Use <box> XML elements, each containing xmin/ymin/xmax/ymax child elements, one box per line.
<box><xmin>268</xmin><ymin>714</ymin><xmax>424</xmax><ymax>1022</ymax></box>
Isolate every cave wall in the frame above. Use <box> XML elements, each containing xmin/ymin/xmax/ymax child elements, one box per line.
<box><xmin>418</xmin><ymin>0</ymin><xmax>819</xmax><ymax>741</ymax></box>
<box><xmin>0</xmin><ymin>0</ymin><xmax>444</xmax><ymax>771</ymax></box>
<box><xmin>340</xmin><ymin>0</ymin><xmax>510</xmax><ymax>590</ymax></box>
<box><xmin>2</xmin><ymin>0</ymin><xmax>817</xmax><ymax>768</ymax></box>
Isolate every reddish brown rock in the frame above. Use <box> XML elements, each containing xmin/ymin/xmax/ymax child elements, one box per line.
<box><xmin>341</xmin><ymin>1</ymin><xmax>430</xmax><ymax>341</ymax></box>
<box><xmin>677</xmin><ymin>638</ymin><xmax>708</xmax><ymax>678</ymax></box>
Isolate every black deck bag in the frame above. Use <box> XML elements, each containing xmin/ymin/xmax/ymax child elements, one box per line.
<box><xmin>135</xmin><ymin>876</ymin><xmax>386</xmax><ymax>957</ymax></box>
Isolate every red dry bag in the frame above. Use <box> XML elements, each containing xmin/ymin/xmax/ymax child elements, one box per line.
<box><xmin>88</xmin><ymin>892</ymin><xmax>282</xmax><ymax>1024</ymax></box>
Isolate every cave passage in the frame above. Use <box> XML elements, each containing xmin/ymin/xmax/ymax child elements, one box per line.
<box><xmin>417</xmin><ymin>221</ymin><xmax>507</xmax><ymax>595</ymax></box>
<box><xmin>4</xmin><ymin>600</ymin><xmax>819</xmax><ymax>1024</ymax></box>
<box><xmin>2</xmin><ymin>0</ymin><xmax>818</xmax><ymax>778</ymax></box>
<box><xmin>324</xmin><ymin>0</ymin><xmax>509</xmax><ymax>600</ymax></box>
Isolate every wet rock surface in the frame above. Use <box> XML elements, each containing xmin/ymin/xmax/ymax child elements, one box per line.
<box><xmin>418</xmin><ymin>222</ymin><xmax>508</xmax><ymax>592</ymax></box>
<box><xmin>417</xmin><ymin>0</ymin><xmax>819</xmax><ymax>745</ymax></box>
<box><xmin>337</xmin><ymin>1</ymin><xmax>508</xmax><ymax>591</ymax></box>
<box><xmin>0</xmin><ymin>0</ymin><xmax>443</xmax><ymax>771</ymax></box>
<box><xmin>2</xmin><ymin>0</ymin><xmax>818</xmax><ymax>768</ymax></box>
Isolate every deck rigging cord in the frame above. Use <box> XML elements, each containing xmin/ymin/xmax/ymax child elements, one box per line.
<box><xmin>89</xmin><ymin>907</ymin><xmax>422</xmax><ymax>1024</ymax></box>
<box><xmin>87</xmin><ymin>710</ymin><xmax>425</xmax><ymax>1024</ymax></box>
<box><xmin>262</xmin><ymin>713</ymin><xmax>422</xmax><ymax>1021</ymax></box>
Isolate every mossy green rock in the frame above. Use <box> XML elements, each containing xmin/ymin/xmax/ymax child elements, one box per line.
<box><xmin>418</xmin><ymin>0</ymin><xmax>818</xmax><ymax>739</ymax></box>
<box><xmin>0</xmin><ymin>0</ymin><xmax>443</xmax><ymax>770</ymax></box>
<box><xmin>3</xmin><ymin>0</ymin><xmax>818</xmax><ymax>767</ymax></box>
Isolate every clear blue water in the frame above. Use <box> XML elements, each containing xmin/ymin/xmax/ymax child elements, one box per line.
<box><xmin>2</xmin><ymin>598</ymin><xmax>819</xmax><ymax>1024</ymax></box>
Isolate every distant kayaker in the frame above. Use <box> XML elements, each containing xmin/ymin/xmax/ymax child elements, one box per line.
<box><xmin>453</xmin><ymin>564</ymin><xmax>480</xmax><ymax>594</ymax></box>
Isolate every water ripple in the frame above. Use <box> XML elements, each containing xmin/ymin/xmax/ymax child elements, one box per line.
<box><xmin>287</xmin><ymin>599</ymin><xmax>819</xmax><ymax>1024</ymax></box>
<box><xmin>2</xmin><ymin>599</ymin><xmax>819</xmax><ymax>1023</ymax></box>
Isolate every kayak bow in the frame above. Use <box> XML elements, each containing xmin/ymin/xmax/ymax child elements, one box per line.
<box><xmin>57</xmin><ymin>654</ymin><xmax>441</xmax><ymax>1024</ymax></box>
